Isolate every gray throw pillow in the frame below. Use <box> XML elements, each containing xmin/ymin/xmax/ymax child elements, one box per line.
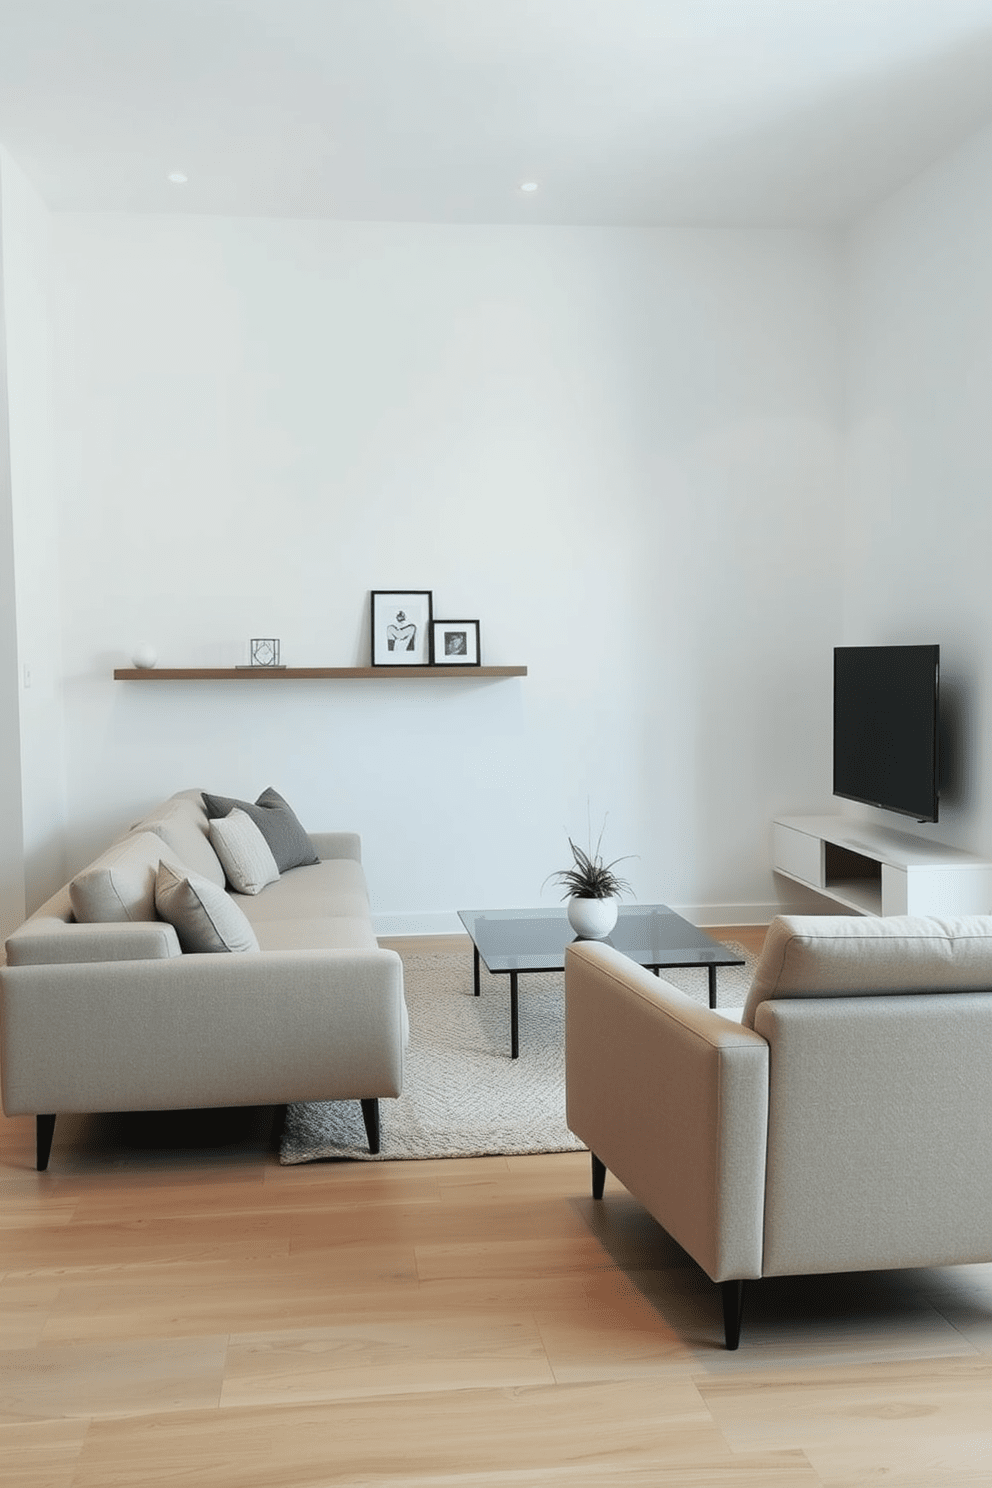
<box><xmin>154</xmin><ymin>863</ymin><xmax>260</xmax><ymax>954</ymax></box>
<box><xmin>201</xmin><ymin>787</ymin><xmax>320</xmax><ymax>872</ymax></box>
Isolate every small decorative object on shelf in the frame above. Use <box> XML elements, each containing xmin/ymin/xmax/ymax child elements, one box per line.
<box><xmin>131</xmin><ymin>643</ymin><xmax>158</xmax><ymax>669</ymax></box>
<box><xmin>370</xmin><ymin>591</ymin><xmax>433</xmax><ymax>666</ymax></box>
<box><xmin>546</xmin><ymin>823</ymin><xmax>633</xmax><ymax>940</ymax></box>
<box><xmin>432</xmin><ymin>619</ymin><xmax>480</xmax><ymax>666</ymax></box>
<box><xmin>249</xmin><ymin>638</ymin><xmax>281</xmax><ymax>667</ymax></box>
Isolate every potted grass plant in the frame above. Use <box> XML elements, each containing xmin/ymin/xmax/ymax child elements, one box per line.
<box><xmin>547</xmin><ymin>827</ymin><xmax>633</xmax><ymax>940</ymax></box>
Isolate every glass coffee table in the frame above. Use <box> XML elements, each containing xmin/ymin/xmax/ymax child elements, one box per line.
<box><xmin>458</xmin><ymin>904</ymin><xmax>746</xmax><ymax>1058</ymax></box>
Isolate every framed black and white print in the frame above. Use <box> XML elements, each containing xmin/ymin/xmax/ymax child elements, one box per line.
<box><xmin>370</xmin><ymin>591</ymin><xmax>433</xmax><ymax>666</ymax></box>
<box><xmin>432</xmin><ymin>619</ymin><xmax>480</xmax><ymax>667</ymax></box>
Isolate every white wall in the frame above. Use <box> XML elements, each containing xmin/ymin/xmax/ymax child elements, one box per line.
<box><xmin>0</xmin><ymin>150</ymin><xmax>67</xmax><ymax>914</ymax></box>
<box><xmin>845</xmin><ymin>122</ymin><xmax>992</xmax><ymax>856</ymax></box>
<box><xmin>41</xmin><ymin>213</ymin><xmax>841</xmax><ymax>927</ymax></box>
<box><xmin>0</xmin><ymin>159</ymin><xmax>25</xmax><ymax>941</ymax></box>
<box><xmin>5</xmin><ymin>123</ymin><xmax>992</xmax><ymax>930</ymax></box>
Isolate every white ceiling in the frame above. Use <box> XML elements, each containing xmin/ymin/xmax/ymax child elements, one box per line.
<box><xmin>3</xmin><ymin>0</ymin><xmax>992</xmax><ymax>226</ymax></box>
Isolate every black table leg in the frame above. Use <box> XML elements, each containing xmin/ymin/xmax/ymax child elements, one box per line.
<box><xmin>473</xmin><ymin>944</ymin><xmax>480</xmax><ymax>996</ymax></box>
<box><xmin>510</xmin><ymin>971</ymin><xmax>519</xmax><ymax>1059</ymax></box>
<box><xmin>647</xmin><ymin>962</ymin><xmax>717</xmax><ymax>1008</ymax></box>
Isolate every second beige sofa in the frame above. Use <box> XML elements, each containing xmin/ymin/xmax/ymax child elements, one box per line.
<box><xmin>565</xmin><ymin>913</ymin><xmax>992</xmax><ymax>1347</ymax></box>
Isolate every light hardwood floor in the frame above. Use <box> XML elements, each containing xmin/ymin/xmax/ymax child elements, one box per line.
<box><xmin>2</xmin><ymin>931</ymin><xmax>991</xmax><ymax>1486</ymax></box>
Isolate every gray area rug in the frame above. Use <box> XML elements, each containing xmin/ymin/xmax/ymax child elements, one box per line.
<box><xmin>279</xmin><ymin>944</ymin><xmax>756</xmax><ymax>1164</ymax></box>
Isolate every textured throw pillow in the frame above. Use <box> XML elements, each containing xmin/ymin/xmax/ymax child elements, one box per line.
<box><xmin>201</xmin><ymin>787</ymin><xmax>319</xmax><ymax>872</ymax></box>
<box><xmin>154</xmin><ymin>863</ymin><xmax>259</xmax><ymax>954</ymax></box>
<box><xmin>208</xmin><ymin>808</ymin><xmax>280</xmax><ymax>895</ymax></box>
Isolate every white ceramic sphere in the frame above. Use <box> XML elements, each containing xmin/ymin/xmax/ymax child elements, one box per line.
<box><xmin>131</xmin><ymin>643</ymin><xmax>158</xmax><ymax>669</ymax></box>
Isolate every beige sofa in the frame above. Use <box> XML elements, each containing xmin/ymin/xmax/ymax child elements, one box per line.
<box><xmin>565</xmin><ymin>913</ymin><xmax>992</xmax><ymax>1347</ymax></box>
<box><xmin>1</xmin><ymin>790</ymin><xmax>407</xmax><ymax>1169</ymax></box>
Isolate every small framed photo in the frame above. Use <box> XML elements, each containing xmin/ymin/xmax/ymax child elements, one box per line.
<box><xmin>370</xmin><ymin>591</ymin><xmax>433</xmax><ymax>666</ymax></box>
<box><xmin>432</xmin><ymin>619</ymin><xmax>481</xmax><ymax>666</ymax></box>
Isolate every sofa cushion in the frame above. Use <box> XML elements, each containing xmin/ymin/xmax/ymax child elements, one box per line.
<box><xmin>208</xmin><ymin>809</ymin><xmax>280</xmax><ymax>895</ymax></box>
<box><xmin>202</xmin><ymin>787</ymin><xmax>319</xmax><ymax>872</ymax></box>
<box><xmin>69</xmin><ymin>832</ymin><xmax>174</xmax><ymax>923</ymax></box>
<box><xmin>154</xmin><ymin>863</ymin><xmax>260</xmax><ymax>954</ymax></box>
<box><xmin>252</xmin><ymin>916</ymin><xmax>380</xmax><ymax>952</ymax></box>
<box><xmin>232</xmin><ymin>859</ymin><xmax>371</xmax><ymax>924</ymax></box>
<box><xmin>743</xmin><ymin>914</ymin><xmax>992</xmax><ymax>1028</ymax></box>
<box><xmin>130</xmin><ymin>790</ymin><xmax>226</xmax><ymax>888</ymax></box>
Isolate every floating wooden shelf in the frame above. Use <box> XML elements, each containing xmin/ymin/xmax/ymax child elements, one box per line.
<box><xmin>114</xmin><ymin>665</ymin><xmax>528</xmax><ymax>681</ymax></box>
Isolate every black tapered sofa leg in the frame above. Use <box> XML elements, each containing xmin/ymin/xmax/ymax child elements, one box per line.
<box><xmin>36</xmin><ymin>1114</ymin><xmax>56</xmax><ymax>1172</ymax></box>
<box><xmin>360</xmin><ymin>1099</ymin><xmax>380</xmax><ymax>1155</ymax></box>
<box><xmin>591</xmin><ymin>1152</ymin><xmax>606</xmax><ymax>1200</ymax></box>
<box><xmin>721</xmin><ymin>1279</ymin><xmax>745</xmax><ymax>1350</ymax></box>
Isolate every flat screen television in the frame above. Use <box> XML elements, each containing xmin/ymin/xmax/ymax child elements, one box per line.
<box><xmin>833</xmin><ymin>644</ymin><xmax>940</xmax><ymax>823</ymax></box>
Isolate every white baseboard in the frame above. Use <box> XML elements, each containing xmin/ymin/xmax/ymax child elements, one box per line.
<box><xmin>674</xmin><ymin>901</ymin><xmax>782</xmax><ymax>926</ymax></box>
<box><xmin>373</xmin><ymin>903</ymin><xmax>801</xmax><ymax>938</ymax></box>
<box><xmin>373</xmin><ymin>912</ymin><xmax>467</xmax><ymax>938</ymax></box>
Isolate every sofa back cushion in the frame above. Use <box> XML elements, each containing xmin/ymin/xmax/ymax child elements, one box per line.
<box><xmin>69</xmin><ymin>832</ymin><xmax>174</xmax><ymax>923</ymax></box>
<box><xmin>742</xmin><ymin>913</ymin><xmax>992</xmax><ymax>1029</ymax></box>
<box><xmin>129</xmin><ymin>790</ymin><xmax>226</xmax><ymax>888</ymax></box>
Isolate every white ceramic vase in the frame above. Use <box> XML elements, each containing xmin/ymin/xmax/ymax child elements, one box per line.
<box><xmin>567</xmin><ymin>896</ymin><xmax>619</xmax><ymax>940</ymax></box>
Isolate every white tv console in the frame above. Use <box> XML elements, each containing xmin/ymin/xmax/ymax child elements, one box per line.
<box><xmin>772</xmin><ymin>815</ymin><xmax>992</xmax><ymax>917</ymax></box>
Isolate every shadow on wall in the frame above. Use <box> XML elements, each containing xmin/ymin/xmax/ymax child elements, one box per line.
<box><xmin>938</xmin><ymin>671</ymin><xmax>964</xmax><ymax>810</ymax></box>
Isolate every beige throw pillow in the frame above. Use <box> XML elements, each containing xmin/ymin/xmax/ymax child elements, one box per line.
<box><xmin>154</xmin><ymin>863</ymin><xmax>259</xmax><ymax>954</ymax></box>
<box><xmin>208</xmin><ymin>808</ymin><xmax>280</xmax><ymax>895</ymax></box>
<box><xmin>69</xmin><ymin>832</ymin><xmax>171</xmax><ymax>923</ymax></box>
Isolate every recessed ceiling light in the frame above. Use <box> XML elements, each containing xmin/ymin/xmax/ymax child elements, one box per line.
<box><xmin>519</xmin><ymin>181</ymin><xmax>539</xmax><ymax>193</ymax></box>
<box><xmin>167</xmin><ymin>171</ymin><xmax>188</xmax><ymax>185</ymax></box>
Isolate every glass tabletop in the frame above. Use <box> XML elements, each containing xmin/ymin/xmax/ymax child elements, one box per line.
<box><xmin>457</xmin><ymin>904</ymin><xmax>744</xmax><ymax>975</ymax></box>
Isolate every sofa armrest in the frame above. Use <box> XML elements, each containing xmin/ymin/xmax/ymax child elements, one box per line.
<box><xmin>309</xmin><ymin>832</ymin><xmax>362</xmax><ymax>864</ymax></box>
<box><xmin>5</xmin><ymin>918</ymin><xmax>181</xmax><ymax>966</ymax></box>
<box><xmin>0</xmin><ymin>947</ymin><xmax>404</xmax><ymax>1117</ymax></box>
<box><xmin>565</xmin><ymin>941</ymin><xmax>769</xmax><ymax>1282</ymax></box>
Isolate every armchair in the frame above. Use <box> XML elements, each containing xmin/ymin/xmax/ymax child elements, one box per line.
<box><xmin>565</xmin><ymin>914</ymin><xmax>992</xmax><ymax>1347</ymax></box>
